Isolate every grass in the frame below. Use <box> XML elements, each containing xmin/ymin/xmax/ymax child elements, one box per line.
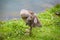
<box><xmin>0</xmin><ymin>5</ymin><xmax>60</xmax><ymax>40</ymax></box>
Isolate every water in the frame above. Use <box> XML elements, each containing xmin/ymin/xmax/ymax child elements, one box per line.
<box><xmin>0</xmin><ymin>0</ymin><xmax>60</xmax><ymax>20</ymax></box>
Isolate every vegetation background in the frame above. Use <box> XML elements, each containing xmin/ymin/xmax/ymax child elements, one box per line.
<box><xmin>0</xmin><ymin>4</ymin><xmax>60</xmax><ymax>40</ymax></box>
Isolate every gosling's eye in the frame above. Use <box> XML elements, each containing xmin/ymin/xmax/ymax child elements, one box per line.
<box><xmin>25</xmin><ymin>17</ymin><xmax>28</xmax><ymax>18</ymax></box>
<box><xmin>22</xmin><ymin>17</ymin><xmax>28</xmax><ymax>19</ymax></box>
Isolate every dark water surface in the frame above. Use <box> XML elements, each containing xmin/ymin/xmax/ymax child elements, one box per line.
<box><xmin>0</xmin><ymin>0</ymin><xmax>60</xmax><ymax>20</ymax></box>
